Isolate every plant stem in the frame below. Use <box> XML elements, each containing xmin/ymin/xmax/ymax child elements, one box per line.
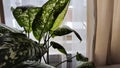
<box><xmin>43</xmin><ymin>35</ymin><xmax>52</xmax><ymax>46</ymax></box>
<box><xmin>46</xmin><ymin>32</ymin><xmax>50</xmax><ymax>64</ymax></box>
<box><xmin>43</xmin><ymin>56</ymin><xmax>47</xmax><ymax>63</ymax></box>
<box><xmin>47</xmin><ymin>49</ymin><xmax>49</xmax><ymax>64</ymax></box>
<box><xmin>43</xmin><ymin>32</ymin><xmax>51</xmax><ymax>64</ymax></box>
<box><xmin>24</xmin><ymin>27</ymin><xmax>27</xmax><ymax>36</ymax></box>
<box><xmin>28</xmin><ymin>8</ymin><xmax>30</xmax><ymax>38</ymax></box>
<box><xmin>28</xmin><ymin>32</ymin><xmax>30</xmax><ymax>38</ymax></box>
<box><xmin>55</xmin><ymin>55</ymin><xmax>76</xmax><ymax>67</ymax></box>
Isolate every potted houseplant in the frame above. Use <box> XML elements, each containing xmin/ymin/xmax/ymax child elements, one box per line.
<box><xmin>0</xmin><ymin>0</ymin><xmax>95</xmax><ymax>68</ymax></box>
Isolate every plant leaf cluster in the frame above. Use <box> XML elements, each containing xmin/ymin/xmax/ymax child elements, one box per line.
<box><xmin>12</xmin><ymin>0</ymin><xmax>82</xmax><ymax>57</ymax></box>
<box><xmin>0</xmin><ymin>0</ymin><xmax>94</xmax><ymax>68</ymax></box>
<box><xmin>0</xmin><ymin>24</ymin><xmax>47</xmax><ymax>68</ymax></box>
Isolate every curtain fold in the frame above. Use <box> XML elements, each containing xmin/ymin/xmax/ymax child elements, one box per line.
<box><xmin>111</xmin><ymin>0</ymin><xmax>120</xmax><ymax>64</ymax></box>
<box><xmin>87</xmin><ymin>0</ymin><xmax>120</xmax><ymax>66</ymax></box>
<box><xmin>87</xmin><ymin>0</ymin><xmax>96</xmax><ymax>62</ymax></box>
<box><xmin>95</xmin><ymin>0</ymin><xmax>114</xmax><ymax>66</ymax></box>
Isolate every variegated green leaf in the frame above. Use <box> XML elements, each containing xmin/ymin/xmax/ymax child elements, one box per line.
<box><xmin>53</xmin><ymin>25</ymin><xmax>73</xmax><ymax>36</ymax></box>
<box><xmin>12</xmin><ymin>7</ymin><xmax>40</xmax><ymax>33</ymax></box>
<box><xmin>32</xmin><ymin>0</ymin><xmax>70</xmax><ymax>41</ymax></box>
<box><xmin>51</xmin><ymin>0</ymin><xmax>70</xmax><ymax>31</ymax></box>
<box><xmin>0</xmin><ymin>32</ymin><xmax>47</xmax><ymax>68</ymax></box>
<box><xmin>32</xmin><ymin>0</ymin><xmax>58</xmax><ymax>40</ymax></box>
<box><xmin>53</xmin><ymin>25</ymin><xmax>82</xmax><ymax>41</ymax></box>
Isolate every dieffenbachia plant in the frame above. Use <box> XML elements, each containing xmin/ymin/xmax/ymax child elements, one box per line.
<box><xmin>12</xmin><ymin>0</ymin><xmax>82</xmax><ymax>53</ymax></box>
<box><xmin>9</xmin><ymin>0</ymin><xmax>94</xmax><ymax>67</ymax></box>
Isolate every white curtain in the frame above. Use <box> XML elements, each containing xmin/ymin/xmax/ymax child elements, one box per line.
<box><xmin>87</xmin><ymin>0</ymin><xmax>120</xmax><ymax>66</ymax></box>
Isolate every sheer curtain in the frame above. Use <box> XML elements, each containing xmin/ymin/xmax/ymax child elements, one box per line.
<box><xmin>87</xmin><ymin>0</ymin><xmax>120</xmax><ymax>67</ymax></box>
<box><xmin>87</xmin><ymin>0</ymin><xmax>96</xmax><ymax>62</ymax></box>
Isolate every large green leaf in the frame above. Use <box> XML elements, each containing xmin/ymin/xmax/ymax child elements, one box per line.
<box><xmin>53</xmin><ymin>25</ymin><xmax>82</xmax><ymax>41</ymax></box>
<box><xmin>12</xmin><ymin>6</ymin><xmax>40</xmax><ymax>33</ymax></box>
<box><xmin>50</xmin><ymin>41</ymin><xmax>67</xmax><ymax>55</ymax></box>
<box><xmin>32</xmin><ymin>0</ymin><xmax>70</xmax><ymax>41</ymax></box>
<box><xmin>53</xmin><ymin>25</ymin><xmax>73</xmax><ymax>36</ymax></box>
<box><xmin>32</xmin><ymin>0</ymin><xmax>58</xmax><ymax>40</ymax></box>
<box><xmin>50</xmin><ymin>0</ymin><xmax>70</xmax><ymax>31</ymax></box>
<box><xmin>76</xmin><ymin>52</ymin><xmax>88</xmax><ymax>62</ymax></box>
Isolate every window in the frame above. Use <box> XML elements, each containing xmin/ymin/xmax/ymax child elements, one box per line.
<box><xmin>3</xmin><ymin>0</ymin><xmax>87</xmax><ymax>67</ymax></box>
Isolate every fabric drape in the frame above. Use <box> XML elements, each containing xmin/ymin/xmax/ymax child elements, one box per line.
<box><xmin>87</xmin><ymin>0</ymin><xmax>120</xmax><ymax>66</ymax></box>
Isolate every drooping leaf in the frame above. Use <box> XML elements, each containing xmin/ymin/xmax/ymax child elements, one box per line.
<box><xmin>50</xmin><ymin>0</ymin><xmax>70</xmax><ymax>31</ymax></box>
<box><xmin>53</xmin><ymin>25</ymin><xmax>73</xmax><ymax>36</ymax></box>
<box><xmin>53</xmin><ymin>25</ymin><xmax>82</xmax><ymax>41</ymax></box>
<box><xmin>73</xmin><ymin>30</ymin><xmax>82</xmax><ymax>41</ymax></box>
<box><xmin>12</xmin><ymin>6</ymin><xmax>40</xmax><ymax>33</ymax></box>
<box><xmin>32</xmin><ymin>0</ymin><xmax>70</xmax><ymax>41</ymax></box>
<box><xmin>50</xmin><ymin>41</ymin><xmax>67</xmax><ymax>55</ymax></box>
<box><xmin>0</xmin><ymin>23</ymin><xmax>22</xmax><ymax>33</ymax></box>
<box><xmin>76</xmin><ymin>52</ymin><xmax>88</xmax><ymax>62</ymax></box>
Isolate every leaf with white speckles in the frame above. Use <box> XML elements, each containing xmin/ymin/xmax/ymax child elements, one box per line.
<box><xmin>32</xmin><ymin>0</ymin><xmax>70</xmax><ymax>41</ymax></box>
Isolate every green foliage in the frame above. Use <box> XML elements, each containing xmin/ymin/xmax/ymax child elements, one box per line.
<box><xmin>12</xmin><ymin>6</ymin><xmax>40</xmax><ymax>33</ymax></box>
<box><xmin>50</xmin><ymin>0</ymin><xmax>70</xmax><ymax>31</ymax></box>
<box><xmin>11</xmin><ymin>0</ymin><xmax>74</xmax><ymax>66</ymax></box>
<box><xmin>32</xmin><ymin>0</ymin><xmax>70</xmax><ymax>41</ymax></box>
<box><xmin>53</xmin><ymin>25</ymin><xmax>82</xmax><ymax>41</ymax></box>
<box><xmin>73</xmin><ymin>30</ymin><xmax>82</xmax><ymax>41</ymax></box>
<box><xmin>77</xmin><ymin>62</ymin><xmax>95</xmax><ymax>68</ymax></box>
<box><xmin>12</xmin><ymin>0</ymin><xmax>82</xmax><ymax>58</ymax></box>
<box><xmin>76</xmin><ymin>52</ymin><xmax>95</xmax><ymax>68</ymax></box>
<box><xmin>53</xmin><ymin>25</ymin><xmax>73</xmax><ymax>36</ymax></box>
<box><xmin>50</xmin><ymin>41</ymin><xmax>67</xmax><ymax>55</ymax></box>
<box><xmin>0</xmin><ymin>24</ymin><xmax>47</xmax><ymax>68</ymax></box>
<box><xmin>4</xmin><ymin>0</ymin><xmax>94</xmax><ymax>68</ymax></box>
<box><xmin>76</xmin><ymin>52</ymin><xmax>88</xmax><ymax>62</ymax></box>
